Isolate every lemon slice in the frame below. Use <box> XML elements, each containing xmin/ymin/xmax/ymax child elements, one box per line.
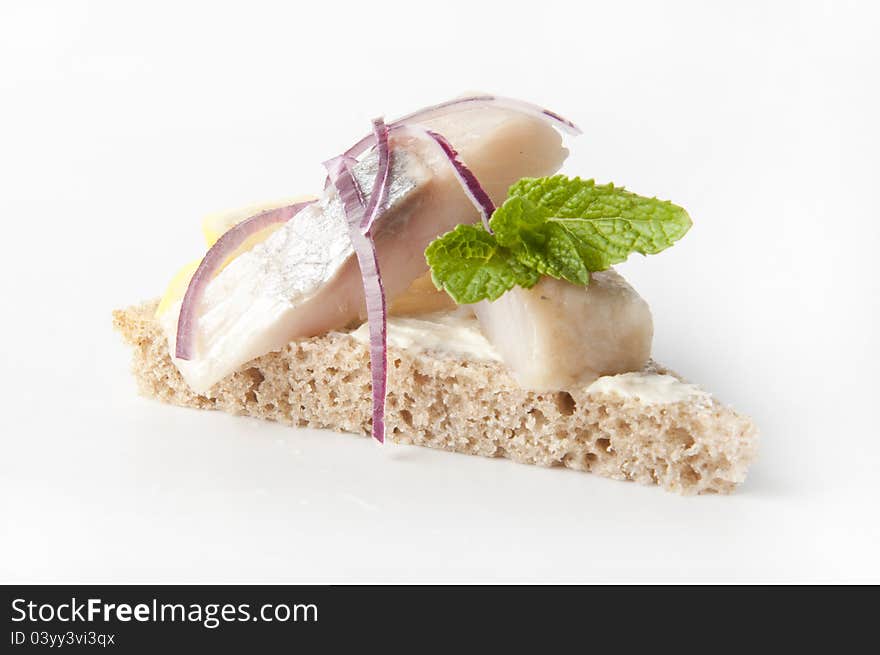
<box><xmin>156</xmin><ymin>259</ymin><xmax>202</xmax><ymax>318</ymax></box>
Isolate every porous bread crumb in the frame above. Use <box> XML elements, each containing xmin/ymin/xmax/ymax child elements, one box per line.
<box><xmin>113</xmin><ymin>301</ymin><xmax>758</xmax><ymax>495</ymax></box>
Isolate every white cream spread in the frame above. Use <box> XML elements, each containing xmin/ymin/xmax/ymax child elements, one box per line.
<box><xmin>350</xmin><ymin>309</ymin><xmax>709</xmax><ymax>405</ymax></box>
<box><xmin>350</xmin><ymin>307</ymin><xmax>502</xmax><ymax>362</ymax></box>
<box><xmin>587</xmin><ymin>372</ymin><xmax>709</xmax><ymax>404</ymax></box>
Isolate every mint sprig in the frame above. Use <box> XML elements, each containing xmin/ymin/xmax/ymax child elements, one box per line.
<box><xmin>426</xmin><ymin>175</ymin><xmax>692</xmax><ymax>304</ymax></box>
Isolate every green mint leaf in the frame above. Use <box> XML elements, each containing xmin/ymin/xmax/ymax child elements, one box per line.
<box><xmin>489</xmin><ymin>196</ymin><xmax>591</xmax><ymax>285</ymax></box>
<box><xmin>424</xmin><ymin>175</ymin><xmax>692</xmax><ymax>304</ymax></box>
<box><xmin>425</xmin><ymin>224</ymin><xmax>540</xmax><ymax>304</ymax></box>
<box><xmin>493</xmin><ymin>175</ymin><xmax>692</xmax><ymax>274</ymax></box>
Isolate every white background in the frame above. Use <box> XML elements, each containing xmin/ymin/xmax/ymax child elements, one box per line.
<box><xmin>1</xmin><ymin>1</ymin><xmax>878</xmax><ymax>583</ymax></box>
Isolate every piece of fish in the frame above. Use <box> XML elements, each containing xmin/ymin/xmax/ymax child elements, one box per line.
<box><xmin>162</xmin><ymin>106</ymin><xmax>568</xmax><ymax>393</ymax></box>
<box><xmin>472</xmin><ymin>271</ymin><xmax>653</xmax><ymax>391</ymax></box>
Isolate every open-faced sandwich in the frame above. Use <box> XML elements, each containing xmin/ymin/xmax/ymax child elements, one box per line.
<box><xmin>114</xmin><ymin>95</ymin><xmax>757</xmax><ymax>495</ymax></box>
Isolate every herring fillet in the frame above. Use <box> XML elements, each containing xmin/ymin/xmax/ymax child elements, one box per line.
<box><xmin>162</xmin><ymin>107</ymin><xmax>568</xmax><ymax>393</ymax></box>
<box><xmin>473</xmin><ymin>271</ymin><xmax>654</xmax><ymax>391</ymax></box>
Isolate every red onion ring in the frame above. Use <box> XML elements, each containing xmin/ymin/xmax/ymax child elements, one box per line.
<box><xmin>345</xmin><ymin>94</ymin><xmax>581</xmax><ymax>159</ymax></box>
<box><xmin>323</xmin><ymin>155</ymin><xmax>365</xmax><ymax>213</ymax></box>
<box><xmin>324</xmin><ymin>120</ymin><xmax>391</xmax><ymax>444</ymax></box>
<box><xmin>393</xmin><ymin>124</ymin><xmax>496</xmax><ymax>232</ymax></box>
<box><xmin>348</xmin><ymin>228</ymin><xmax>387</xmax><ymax>444</ymax></box>
<box><xmin>327</xmin><ymin>119</ymin><xmax>495</xmax><ymax>442</ymax></box>
<box><xmin>175</xmin><ymin>201</ymin><xmax>314</xmax><ymax>360</ymax></box>
<box><xmin>361</xmin><ymin>118</ymin><xmax>391</xmax><ymax>232</ymax></box>
<box><xmin>426</xmin><ymin>128</ymin><xmax>494</xmax><ymax>231</ymax></box>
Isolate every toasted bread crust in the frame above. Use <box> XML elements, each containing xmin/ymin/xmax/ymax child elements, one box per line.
<box><xmin>113</xmin><ymin>301</ymin><xmax>757</xmax><ymax>494</ymax></box>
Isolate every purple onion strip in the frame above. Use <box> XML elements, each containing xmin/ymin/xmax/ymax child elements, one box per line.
<box><xmin>393</xmin><ymin>124</ymin><xmax>496</xmax><ymax>232</ymax></box>
<box><xmin>345</xmin><ymin>94</ymin><xmax>581</xmax><ymax>158</ymax></box>
<box><xmin>426</xmin><ymin>129</ymin><xmax>495</xmax><ymax>232</ymax></box>
<box><xmin>175</xmin><ymin>201</ymin><xmax>315</xmax><ymax>360</ymax></box>
<box><xmin>323</xmin><ymin>125</ymin><xmax>390</xmax><ymax>444</ymax></box>
<box><xmin>361</xmin><ymin>118</ymin><xmax>391</xmax><ymax>232</ymax></box>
